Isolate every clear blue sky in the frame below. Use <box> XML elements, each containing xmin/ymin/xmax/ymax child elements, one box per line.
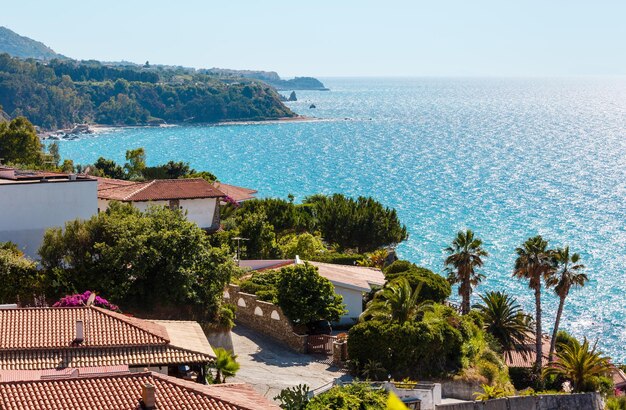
<box><xmin>3</xmin><ymin>0</ymin><xmax>626</xmax><ymax>77</ymax></box>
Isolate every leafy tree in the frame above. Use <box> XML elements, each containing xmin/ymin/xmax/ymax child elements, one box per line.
<box><xmin>384</xmin><ymin>261</ymin><xmax>451</xmax><ymax>304</ymax></box>
<box><xmin>275</xmin><ymin>263</ymin><xmax>346</xmax><ymax>325</ymax></box>
<box><xmin>274</xmin><ymin>384</ymin><xmax>310</xmax><ymax>410</ymax></box>
<box><xmin>474</xmin><ymin>291</ymin><xmax>533</xmax><ymax>360</ymax></box>
<box><xmin>38</xmin><ymin>202</ymin><xmax>235</xmax><ymax>319</ymax></box>
<box><xmin>47</xmin><ymin>141</ymin><xmax>61</xmax><ymax>167</ymax></box>
<box><xmin>0</xmin><ymin>117</ymin><xmax>42</xmax><ymax>165</ymax></box>
<box><xmin>0</xmin><ymin>243</ymin><xmax>43</xmax><ymax>305</ymax></box>
<box><xmin>546</xmin><ymin>247</ymin><xmax>588</xmax><ymax>361</ymax></box>
<box><xmin>124</xmin><ymin>147</ymin><xmax>146</xmax><ymax>180</ymax></box>
<box><xmin>93</xmin><ymin>157</ymin><xmax>125</xmax><ymax>179</ymax></box>
<box><xmin>210</xmin><ymin>348</ymin><xmax>240</xmax><ymax>384</ymax></box>
<box><xmin>543</xmin><ymin>338</ymin><xmax>611</xmax><ymax>392</ymax></box>
<box><xmin>513</xmin><ymin>235</ymin><xmax>556</xmax><ymax>374</ymax></box>
<box><xmin>304</xmin><ymin>194</ymin><xmax>408</xmax><ymax>252</ymax></box>
<box><xmin>279</xmin><ymin>232</ymin><xmax>326</xmax><ymax>259</ymax></box>
<box><xmin>361</xmin><ymin>278</ymin><xmax>431</xmax><ymax>324</ymax></box>
<box><xmin>143</xmin><ymin>160</ymin><xmax>193</xmax><ymax>180</ymax></box>
<box><xmin>60</xmin><ymin>159</ymin><xmax>75</xmax><ymax>173</ymax></box>
<box><xmin>236</xmin><ymin>211</ymin><xmax>281</xmax><ymax>259</ymax></box>
<box><xmin>444</xmin><ymin>229</ymin><xmax>488</xmax><ymax>315</ymax></box>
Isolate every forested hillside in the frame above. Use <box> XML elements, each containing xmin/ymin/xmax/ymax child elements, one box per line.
<box><xmin>0</xmin><ymin>55</ymin><xmax>295</xmax><ymax>130</ymax></box>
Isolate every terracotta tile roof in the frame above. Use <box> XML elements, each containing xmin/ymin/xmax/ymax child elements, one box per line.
<box><xmin>95</xmin><ymin>176</ymin><xmax>136</xmax><ymax>191</ymax></box>
<box><xmin>611</xmin><ymin>366</ymin><xmax>626</xmax><ymax>388</ymax></box>
<box><xmin>0</xmin><ymin>366</ymin><xmax>129</xmax><ymax>382</ymax></box>
<box><xmin>212</xmin><ymin>182</ymin><xmax>257</xmax><ymax>202</ymax></box>
<box><xmin>504</xmin><ymin>333</ymin><xmax>551</xmax><ymax>368</ymax></box>
<box><xmin>0</xmin><ymin>371</ymin><xmax>280</xmax><ymax>410</ymax></box>
<box><xmin>98</xmin><ymin>178</ymin><xmax>226</xmax><ymax>201</ymax></box>
<box><xmin>0</xmin><ymin>306</ymin><xmax>169</xmax><ymax>349</ymax></box>
<box><xmin>0</xmin><ymin>307</ymin><xmax>215</xmax><ymax>371</ymax></box>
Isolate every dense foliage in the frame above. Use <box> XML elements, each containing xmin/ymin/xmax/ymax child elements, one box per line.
<box><xmin>38</xmin><ymin>202</ymin><xmax>236</xmax><ymax>319</ymax></box>
<box><xmin>219</xmin><ymin>195</ymin><xmax>408</xmax><ymax>259</ymax></box>
<box><xmin>383</xmin><ymin>260</ymin><xmax>451</xmax><ymax>303</ymax></box>
<box><xmin>0</xmin><ymin>54</ymin><xmax>294</xmax><ymax>129</ymax></box>
<box><xmin>238</xmin><ymin>264</ymin><xmax>346</xmax><ymax>325</ymax></box>
<box><xmin>0</xmin><ymin>243</ymin><xmax>42</xmax><ymax>305</ymax></box>
<box><xmin>0</xmin><ymin>116</ymin><xmax>43</xmax><ymax>165</ymax></box>
<box><xmin>305</xmin><ymin>382</ymin><xmax>387</xmax><ymax>410</ymax></box>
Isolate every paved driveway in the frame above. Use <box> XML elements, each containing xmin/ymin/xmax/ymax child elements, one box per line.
<box><xmin>230</xmin><ymin>325</ymin><xmax>352</xmax><ymax>401</ymax></box>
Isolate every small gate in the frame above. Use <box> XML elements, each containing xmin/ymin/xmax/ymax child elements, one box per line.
<box><xmin>306</xmin><ymin>334</ymin><xmax>337</xmax><ymax>355</ymax></box>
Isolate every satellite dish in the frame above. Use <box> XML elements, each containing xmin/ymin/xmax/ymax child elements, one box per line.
<box><xmin>86</xmin><ymin>292</ymin><xmax>96</xmax><ymax>307</ymax></box>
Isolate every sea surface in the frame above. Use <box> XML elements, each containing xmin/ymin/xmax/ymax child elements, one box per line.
<box><xmin>57</xmin><ymin>78</ymin><xmax>626</xmax><ymax>362</ymax></box>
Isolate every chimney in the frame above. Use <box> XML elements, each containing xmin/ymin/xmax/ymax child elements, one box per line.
<box><xmin>69</xmin><ymin>173</ymin><xmax>77</xmax><ymax>181</ymax></box>
<box><xmin>141</xmin><ymin>383</ymin><xmax>157</xmax><ymax>409</ymax></box>
<box><xmin>74</xmin><ymin>320</ymin><xmax>84</xmax><ymax>344</ymax></box>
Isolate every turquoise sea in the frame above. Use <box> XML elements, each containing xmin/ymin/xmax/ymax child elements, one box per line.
<box><xmin>57</xmin><ymin>78</ymin><xmax>626</xmax><ymax>362</ymax></box>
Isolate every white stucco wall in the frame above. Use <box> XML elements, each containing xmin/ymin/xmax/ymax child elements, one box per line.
<box><xmin>0</xmin><ymin>180</ymin><xmax>98</xmax><ymax>258</ymax></box>
<box><xmin>333</xmin><ymin>285</ymin><xmax>365</xmax><ymax>325</ymax></box>
<box><xmin>99</xmin><ymin>197</ymin><xmax>218</xmax><ymax>229</ymax></box>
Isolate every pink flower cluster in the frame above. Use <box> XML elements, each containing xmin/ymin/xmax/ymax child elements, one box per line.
<box><xmin>53</xmin><ymin>291</ymin><xmax>119</xmax><ymax>311</ymax></box>
<box><xmin>223</xmin><ymin>195</ymin><xmax>240</xmax><ymax>207</ymax></box>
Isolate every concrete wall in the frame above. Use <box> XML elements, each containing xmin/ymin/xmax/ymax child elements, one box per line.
<box><xmin>224</xmin><ymin>284</ymin><xmax>308</xmax><ymax>353</ymax></box>
<box><xmin>389</xmin><ymin>383</ymin><xmax>442</xmax><ymax>410</ymax></box>
<box><xmin>0</xmin><ymin>180</ymin><xmax>97</xmax><ymax>258</ymax></box>
<box><xmin>441</xmin><ymin>380</ymin><xmax>483</xmax><ymax>401</ymax></box>
<box><xmin>435</xmin><ymin>392</ymin><xmax>603</xmax><ymax>410</ymax></box>
<box><xmin>99</xmin><ymin>197</ymin><xmax>219</xmax><ymax>230</ymax></box>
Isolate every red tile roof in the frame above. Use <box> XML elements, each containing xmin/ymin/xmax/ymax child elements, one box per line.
<box><xmin>212</xmin><ymin>182</ymin><xmax>257</xmax><ymax>202</ymax></box>
<box><xmin>0</xmin><ymin>307</ymin><xmax>169</xmax><ymax>349</ymax></box>
<box><xmin>98</xmin><ymin>178</ymin><xmax>226</xmax><ymax>201</ymax></box>
<box><xmin>504</xmin><ymin>333</ymin><xmax>551</xmax><ymax>368</ymax></box>
<box><xmin>0</xmin><ymin>307</ymin><xmax>215</xmax><ymax>371</ymax></box>
<box><xmin>0</xmin><ymin>371</ymin><xmax>280</xmax><ymax>410</ymax></box>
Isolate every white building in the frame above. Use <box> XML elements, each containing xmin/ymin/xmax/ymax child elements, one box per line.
<box><xmin>0</xmin><ymin>167</ymin><xmax>97</xmax><ymax>258</ymax></box>
<box><xmin>96</xmin><ymin>178</ymin><xmax>226</xmax><ymax>231</ymax></box>
<box><xmin>238</xmin><ymin>259</ymin><xmax>386</xmax><ymax>325</ymax></box>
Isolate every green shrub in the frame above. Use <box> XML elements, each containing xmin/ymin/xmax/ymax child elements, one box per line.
<box><xmin>606</xmin><ymin>396</ymin><xmax>626</xmax><ymax>410</ymax></box>
<box><xmin>347</xmin><ymin>307</ymin><xmax>466</xmax><ymax>379</ymax></box>
<box><xmin>308</xmin><ymin>252</ymin><xmax>367</xmax><ymax>265</ymax></box>
<box><xmin>274</xmin><ymin>384</ymin><xmax>310</xmax><ymax>410</ymax></box>
<box><xmin>306</xmin><ymin>382</ymin><xmax>387</xmax><ymax>410</ymax></box>
<box><xmin>385</xmin><ymin>264</ymin><xmax>451</xmax><ymax>303</ymax></box>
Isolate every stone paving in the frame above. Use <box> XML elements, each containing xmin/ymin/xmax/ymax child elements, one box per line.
<box><xmin>230</xmin><ymin>325</ymin><xmax>352</xmax><ymax>401</ymax></box>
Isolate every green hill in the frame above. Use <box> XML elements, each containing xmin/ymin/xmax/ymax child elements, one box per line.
<box><xmin>0</xmin><ymin>26</ymin><xmax>65</xmax><ymax>60</ymax></box>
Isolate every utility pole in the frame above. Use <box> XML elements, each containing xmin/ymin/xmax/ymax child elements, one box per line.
<box><xmin>232</xmin><ymin>237</ymin><xmax>249</xmax><ymax>266</ymax></box>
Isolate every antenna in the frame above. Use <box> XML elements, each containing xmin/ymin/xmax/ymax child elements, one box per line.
<box><xmin>232</xmin><ymin>237</ymin><xmax>249</xmax><ymax>266</ymax></box>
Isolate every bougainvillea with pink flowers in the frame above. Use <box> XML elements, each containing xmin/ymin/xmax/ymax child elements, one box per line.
<box><xmin>53</xmin><ymin>291</ymin><xmax>119</xmax><ymax>311</ymax></box>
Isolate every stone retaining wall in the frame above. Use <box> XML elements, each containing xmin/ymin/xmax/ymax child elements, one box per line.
<box><xmin>224</xmin><ymin>284</ymin><xmax>308</xmax><ymax>353</ymax></box>
<box><xmin>435</xmin><ymin>392</ymin><xmax>603</xmax><ymax>410</ymax></box>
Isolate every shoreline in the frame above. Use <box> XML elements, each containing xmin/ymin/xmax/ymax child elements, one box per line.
<box><xmin>39</xmin><ymin>115</ymin><xmax>330</xmax><ymax>139</ymax></box>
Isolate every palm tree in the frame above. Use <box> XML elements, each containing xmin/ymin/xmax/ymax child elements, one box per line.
<box><xmin>474</xmin><ymin>291</ymin><xmax>534</xmax><ymax>361</ymax></box>
<box><xmin>360</xmin><ymin>277</ymin><xmax>431</xmax><ymax>324</ymax></box>
<box><xmin>513</xmin><ymin>235</ymin><xmax>555</xmax><ymax>374</ymax></box>
<box><xmin>546</xmin><ymin>247</ymin><xmax>588</xmax><ymax>361</ymax></box>
<box><xmin>212</xmin><ymin>347</ymin><xmax>240</xmax><ymax>384</ymax></box>
<box><xmin>543</xmin><ymin>338</ymin><xmax>611</xmax><ymax>392</ymax></box>
<box><xmin>444</xmin><ymin>229</ymin><xmax>488</xmax><ymax>315</ymax></box>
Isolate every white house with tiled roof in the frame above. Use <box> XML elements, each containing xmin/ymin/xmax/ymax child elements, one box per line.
<box><xmin>96</xmin><ymin>178</ymin><xmax>226</xmax><ymax>232</ymax></box>
<box><xmin>0</xmin><ymin>167</ymin><xmax>97</xmax><ymax>257</ymax></box>
<box><xmin>239</xmin><ymin>259</ymin><xmax>386</xmax><ymax>325</ymax></box>
<box><xmin>0</xmin><ymin>306</ymin><xmax>215</xmax><ymax>379</ymax></box>
<box><xmin>0</xmin><ymin>370</ymin><xmax>279</xmax><ymax>410</ymax></box>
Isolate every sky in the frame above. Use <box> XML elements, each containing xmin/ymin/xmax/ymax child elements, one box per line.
<box><xmin>3</xmin><ymin>0</ymin><xmax>626</xmax><ymax>77</ymax></box>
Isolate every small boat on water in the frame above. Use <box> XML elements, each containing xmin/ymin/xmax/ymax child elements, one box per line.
<box><xmin>309</xmin><ymin>104</ymin><xmax>316</xmax><ymax>109</ymax></box>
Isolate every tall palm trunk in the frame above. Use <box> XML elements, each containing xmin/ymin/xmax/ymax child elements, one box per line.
<box><xmin>534</xmin><ymin>284</ymin><xmax>542</xmax><ymax>372</ymax></box>
<box><xmin>549</xmin><ymin>295</ymin><xmax>565</xmax><ymax>361</ymax></box>
<box><xmin>462</xmin><ymin>280</ymin><xmax>471</xmax><ymax>315</ymax></box>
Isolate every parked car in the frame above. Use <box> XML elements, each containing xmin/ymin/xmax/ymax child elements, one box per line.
<box><xmin>308</xmin><ymin>320</ymin><xmax>332</xmax><ymax>335</ymax></box>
